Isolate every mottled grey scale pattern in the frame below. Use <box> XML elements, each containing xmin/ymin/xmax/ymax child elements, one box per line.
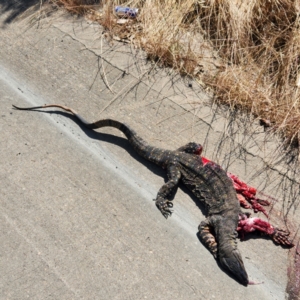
<box><xmin>12</xmin><ymin>104</ymin><xmax>249</xmax><ymax>286</ymax></box>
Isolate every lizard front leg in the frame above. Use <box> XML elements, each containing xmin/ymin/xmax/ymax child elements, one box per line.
<box><xmin>155</xmin><ymin>163</ymin><xmax>181</xmax><ymax>218</ymax></box>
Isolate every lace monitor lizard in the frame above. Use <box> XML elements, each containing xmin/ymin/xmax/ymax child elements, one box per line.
<box><xmin>12</xmin><ymin>104</ymin><xmax>293</xmax><ymax>286</ymax></box>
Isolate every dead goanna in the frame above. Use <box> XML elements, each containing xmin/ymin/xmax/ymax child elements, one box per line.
<box><xmin>12</xmin><ymin>104</ymin><xmax>294</xmax><ymax>286</ymax></box>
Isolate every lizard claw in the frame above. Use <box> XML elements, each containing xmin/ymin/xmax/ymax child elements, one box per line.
<box><xmin>155</xmin><ymin>198</ymin><xmax>173</xmax><ymax>218</ymax></box>
<box><xmin>271</xmin><ymin>228</ymin><xmax>294</xmax><ymax>247</ymax></box>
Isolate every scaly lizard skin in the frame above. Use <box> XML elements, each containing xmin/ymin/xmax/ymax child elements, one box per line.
<box><xmin>12</xmin><ymin>104</ymin><xmax>293</xmax><ymax>286</ymax></box>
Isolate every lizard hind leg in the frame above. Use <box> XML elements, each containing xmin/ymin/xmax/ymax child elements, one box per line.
<box><xmin>199</xmin><ymin>217</ymin><xmax>250</xmax><ymax>286</ymax></box>
<box><xmin>198</xmin><ymin>218</ymin><xmax>218</xmax><ymax>259</ymax></box>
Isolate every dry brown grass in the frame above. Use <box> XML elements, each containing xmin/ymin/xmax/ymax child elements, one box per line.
<box><xmin>199</xmin><ymin>0</ymin><xmax>300</xmax><ymax>146</ymax></box>
<box><xmin>50</xmin><ymin>0</ymin><xmax>300</xmax><ymax>146</ymax></box>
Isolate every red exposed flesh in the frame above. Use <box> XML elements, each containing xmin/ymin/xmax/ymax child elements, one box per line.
<box><xmin>237</xmin><ymin>216</ymin><xmax>275</xmax><ymax>236</ymax></box>
<box><xmin>227</xmin><ymin>172</ymin><xmax>270</xmax><ymax>217</ymax></box>
<box><xmin>237</xmin><ymin>214</ymin><xmax>294</xmax><ymax>247</ymax></box>
<box><xmin>237</xmin><ymin>194</ymin><xmax>251</xmax><ymax>209</ymax></box>
<box><xmin>201</xmin><ymin>156</ymin><xmax>210</xmax><ymax>164</ymax></box>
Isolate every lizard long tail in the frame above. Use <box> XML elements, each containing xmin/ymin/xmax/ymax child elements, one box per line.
<box><xmin>12</xmin><ymin>104</ymin><xmax>166</xmax><ymax>166</ymax></box>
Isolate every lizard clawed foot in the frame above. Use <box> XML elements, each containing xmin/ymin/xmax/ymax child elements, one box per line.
<box><xmin>155</xmin><ymin>197</ymin><xmax>173</xmax><ymax>218</ymax></box>
<box><xmin>271</xmin><ymin>228</ymin><xmax>294</xmax><ymax>247</ymax></box>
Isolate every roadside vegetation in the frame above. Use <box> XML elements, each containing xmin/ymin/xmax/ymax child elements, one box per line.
<box><xmin>50</xmin><ymin>0</ymin><xmax>300</xmax><ymax>147</ymax></box>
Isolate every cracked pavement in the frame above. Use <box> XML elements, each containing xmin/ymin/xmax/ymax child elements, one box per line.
<box><xmin>1</xmin><ymin>2</ymin><xmax>300</xmax><ymax>299</ymax></box>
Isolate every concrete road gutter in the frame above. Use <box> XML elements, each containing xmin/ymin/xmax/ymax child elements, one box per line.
<box><xmin>1</xmin><ymin>2</ymin><xmax>299</xmax><ymax>299</ymax></box>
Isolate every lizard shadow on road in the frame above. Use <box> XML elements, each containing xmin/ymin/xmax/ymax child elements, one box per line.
<box><xmin>0</xmin><ymin>0</ymin><xmax>40</xmax><ymax>25</ymax></box>
<box><xmin>34</xmin><ymin>109</ymin><xmax>208</xmax><ymax>216</ymax></box>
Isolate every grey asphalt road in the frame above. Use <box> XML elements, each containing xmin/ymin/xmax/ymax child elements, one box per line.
<box><xmin>1</xmin><ymin>2</ymin><xmax>299</xmax><ymax>300</ymax></box>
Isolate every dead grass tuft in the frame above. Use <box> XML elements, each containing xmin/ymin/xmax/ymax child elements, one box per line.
<box><xmin>50</xmin><ymin>0</ymin><xmax>300</xmax><ymax>146</ymax></box>
<box><xmin>199</xmin><ymin>0</ymin><xmax>300</xmax><ymax>146</ymax></box>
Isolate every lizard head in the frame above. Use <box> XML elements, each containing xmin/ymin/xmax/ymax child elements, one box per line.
<box><xmin>219</xmin><ymin>248</ymin><xmax>249</xmax><ymax>286</ymax></box>
<box><xmin>177</xmin><ymin>142</ymin><xmax>203</xmax><ymax>155</ymax></box>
